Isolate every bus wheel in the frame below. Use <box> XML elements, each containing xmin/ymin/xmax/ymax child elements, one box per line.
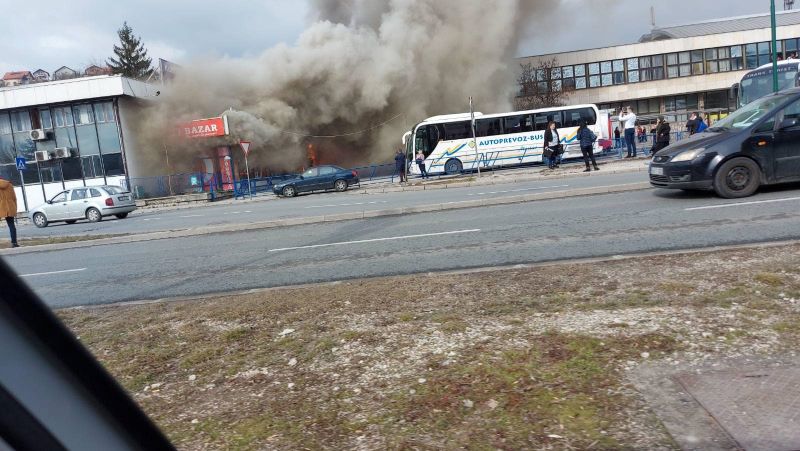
<box><xmin>444</xmin><ymin>159</ymin><xmax>463</xmax><ymax>175</ymax></box>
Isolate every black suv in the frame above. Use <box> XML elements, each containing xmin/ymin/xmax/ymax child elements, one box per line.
<box><xmin>649</xmin><ymin>87</ymin><xmax>800</xmax><ymax>198</ymax></box>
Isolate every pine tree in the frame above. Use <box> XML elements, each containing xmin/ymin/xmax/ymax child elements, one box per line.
<box><xmin>107</xmin><ymin>22</ymin><xmax>154</xmax><ymax>80</ymax></box>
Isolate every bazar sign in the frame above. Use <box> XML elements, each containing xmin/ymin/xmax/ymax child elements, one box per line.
<box><xmin>179</xmin><ymin>116</ymin><xmax>229</xmax><ymax>138</ymax></box>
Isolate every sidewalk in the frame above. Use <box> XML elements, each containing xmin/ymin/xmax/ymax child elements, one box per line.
<box><xmin>131</xmin><ymin>156</ymin><xmax>651</xmax><ymax>214</ymax></box>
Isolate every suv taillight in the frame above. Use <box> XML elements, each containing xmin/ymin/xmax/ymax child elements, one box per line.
<box><xmin>352</xmin><ymin>171</ymin><xmax>358</xmax><ymax>177</ymax></box>
<box><xmin>105</xmin><ymin>198</ymin><xmax>114</xmax><ymax>207</ymax></box>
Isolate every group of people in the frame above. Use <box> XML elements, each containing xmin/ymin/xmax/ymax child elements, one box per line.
<box><xmin>543</xmin><ymin>120</ymin><xmax>599</xmax><ymax>172</ymax></box>
<box><xmin>615</xmin><ymin>106</ymin><xmax>715</xmax><ymax>158</ymax></box>
<box><xmin>617</xmin><ymin>106</ymin><xmax>673</xmax><ymax>158</ymax></box>
<box><xmin>394</xmin><ymin>148</ymin><xmax>428</xmax><ymax>183</ymax></box>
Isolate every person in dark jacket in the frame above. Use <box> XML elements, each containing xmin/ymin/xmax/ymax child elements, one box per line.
<box><xmin>651</xmin><ymin>116</ymin><xmax>671</xmax><ymax>155</ymax></box>
<box><xmin>394</xmin><ymin>149</ymin><xmax>407</xmax><ymax>183</ymax></box>
<box><xmin>614</xmin><ymin>127</ymin><xmax>621</xmax><ymax>149</ymax></box>
<box><xmin>576</xmin><ymin>119</ymin><xmax>599</xmax><ymax>172</ymax></box>
<box><xmin>542</xmin><ymin>121</ymin><xmax>562</xmax><ymax>169</ymax></box>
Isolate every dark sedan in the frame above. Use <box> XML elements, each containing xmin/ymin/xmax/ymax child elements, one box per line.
<box><xmin>273</xmin><ymin>165</ymin><xmax>360</xmax><ymax>197</ymax></box>
<box><xmin>649</xmin><ymin>87</ymin><xmax>800</xmax><ymax>198</ymax></box>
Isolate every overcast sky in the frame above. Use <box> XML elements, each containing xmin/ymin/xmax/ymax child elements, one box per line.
<box><xmin>1</xmin><ymin>0</ymin><xmax>777</xmax><ymax>73</ymax></box>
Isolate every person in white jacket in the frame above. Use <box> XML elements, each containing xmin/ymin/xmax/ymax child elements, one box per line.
<box><xmin>619</xmin><ymin>106</ymin><xmax>638</xmax><ymax>158</ymax></box>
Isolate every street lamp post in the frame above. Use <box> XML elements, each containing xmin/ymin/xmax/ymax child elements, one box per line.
<box><xmin>772</xmin><ymin>0</ymin><xmax>779</xmax><ymax>93</ymax></box>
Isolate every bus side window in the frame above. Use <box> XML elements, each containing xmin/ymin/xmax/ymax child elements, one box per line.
<box><xmin>503</xmin><ymin>115</ymin><xmax>530</xmax><ymax>134</ymax></box>
<box><xmin>476</xmin><ymin>118</ymin><xmax>501</xmax><ymax>137</ymax></box>
<box><xmin>533</xmin><ymin>113</ymin><xmax>549</xmax><ymax>131</ymax></box>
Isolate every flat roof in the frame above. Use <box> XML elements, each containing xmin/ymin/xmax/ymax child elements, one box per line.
<box><xmin>641</xmin><ymin>9</ymin><xmax>800</xmax><ymax>42</ymax></box>
<box><xmin>0</xmin><ymin>75</ymin><xmax>159</xmax><ymax>111</ymax></box>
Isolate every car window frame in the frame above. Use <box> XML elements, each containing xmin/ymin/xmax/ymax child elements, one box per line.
<box><xmin>50</xmin><ymin>191</ymin><xmax>69</xmax><ymax>203</ymax></box>
<box><xmin>70</xmin><ymin>189</ymin><xmax>88</xmax><ymax>201</ymax></box>
<box><xmin>303</xmin><ymin>168</ymin><xmax>319</xmax><ymax>178</ymax></box>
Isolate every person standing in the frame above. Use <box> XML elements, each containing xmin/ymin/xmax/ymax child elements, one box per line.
<box><xmin>619</xmin><ymin>106</ymin><xmax>637</xmax><ymax>158</ymax></box>
<box><xmin>651</xmin><ymin>116</ymin><xmax>671</xmax><ymax>156</ymax></box>
<box><xmin>415</xmin><ymin>150</ymin><xmax>428</xmax><ymax>179</ymax></box>
<box><xmin>0</xmin><ymin>176</ymin><xmax>19</xmax><ymax>248</ymax></box>
<box><xmin>686</xmin><ymin>113</ymin><xmax>699</xmax><ymax>135</ymax></box>
<box><xmin>395</xmin><ymin>149</ymin><xmax>407</xmax><ymax>183</ymax></box>
<box><xmin>696</xmin><ymin>112</ymin><xmax>708</xmax><ymax>133</ymax></box>
<box><xmin>543</xmin><ymin>121</ymin><xmax>562</xmax><ymax>169</ymax></box>
<box><xmin>577</xmin><ymin>119</ymin><xmax>600</xmax><ymax>172</ymax></box>
<box><xmin>614</xmin><ymin>127</ymin><xmax>621</xmax><ymax>149</ymax></box>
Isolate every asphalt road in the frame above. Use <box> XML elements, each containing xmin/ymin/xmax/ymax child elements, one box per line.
<box><xmin>6</xmin><ymin>181</ymin><xmax>800</xmax><ymax>308</ymax></box>
<box><xmin>14</xmin><ymin>170</ymin><xmax>646</xmax><ymax>238</ymax></box>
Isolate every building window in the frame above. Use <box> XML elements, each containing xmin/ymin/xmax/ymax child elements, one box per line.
<box><xmin>730</xmin><ymin>45</ymin><xmax>744</xmax><ymax>70</ymax></box>
<box><xmin>562</xmin><ymin>66</ymin><xmax>573</xmax><ymax>78</ymax></box>
<box><xmin>550</xmin><ymin>67</ymin><xmax>561</xmax><ymax>79</ymax></box>
<box><xmin>706</xmin><ymin>47</ymin><xmax>733</xmax><ymax>73</ymax></box>
<box><xmin>601</xmin><ymin>73</ymin><xmax>612</xmax><ymax>86</ymax></box>
<box><xmin>61</xmin><ymin>157</ymin><xmax>83</xmax><ymax>181</ymax></box>
<box><xmin>588</xmin><ymin>63</ymin><xmax>600</xmax><ymax>75</ymax></box>
<box><xmin>0</xmin><ymin>113</ymin><xmax>14</xmax><ymax>165</ymax></box>
<box><xmin>73</xmin><ymin>104</ymin><xmax>94</xmax><ymax>125</ymax></box>
<box><xmin>102</xmin><ymin>153</ymin><xmax>125</xmax><ymax>176</ymax></box>
<box><xmin>600</xmin><ymin>61</ymin><xmax>612</xmax><ymax>73</ymax></box>
<box><xmin>589</xmin><ymin>75</ymin><xmax>601</xmax><ymax>88</ymax></box>
<box><xmin>575</xmin><ymin>77</ymin><xmax>587</xmax><ymax>89</ymax></box>
<box><xmin>94</xmin><ymin>102</ymin><xmax>115</xmax><ymax>123</ymax></box>
<box><xmin>10</xmin><ymin>111</ymin><xmax>32</xmax><ymax>132</ymax></box>
<box><xmin>785</xmin><ymin>38</ymin><xmax>799</xmax><ymax>58</ymax></box>
<box><xmin>626</xmin><ymin>58</ymin><xmax>639</xmax><ymax>83</ymax></box>
<box><xmin>53</xmin><ymin>107</ymin><xmax>74</xmax><ymax>128</ymax></box>
<box><xmin>705</xmin><ymin>90</ymin><xmax>729</xmax><ymax>110</ymax></box>
<box><xmin>82</xmin><ymin>155</ymin><xmax>103</xmax><ymax>179</ymax></box>
<box><xmin>39</xmin><ymin>109</ymin><xmax>53</xmax><ymax>129</ymax></box>
<box><xmin>691</xmin><ymin>50</ymin><xmax>704</xmax><ymax>75</ymax></box>
<box><xmin>664</xmin><ymin>94</ymin><xmax>699</xmax><ymax>112</ymax></box>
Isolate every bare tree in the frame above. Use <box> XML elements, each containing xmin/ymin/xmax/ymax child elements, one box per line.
<box><xmin>514</xmin><ymin>58</ymin><xmax>573</xmax><ymax>110</ymax></box>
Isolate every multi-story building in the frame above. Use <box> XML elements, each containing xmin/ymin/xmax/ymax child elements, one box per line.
<box><xmin>518</xmin><ymin>9</ymin><xmax>800</xmax><ymax>125</ymax></box>
<box><xmin>0</xmin><ymin>75</ymin><xmax>159</xmax><ymax>212</ymax></box>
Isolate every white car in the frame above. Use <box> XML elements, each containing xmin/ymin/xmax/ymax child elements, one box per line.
<box><xmin>29</xmin><ymin>185</ymin><xmax>136</xmax><ymax>228</ymax></box>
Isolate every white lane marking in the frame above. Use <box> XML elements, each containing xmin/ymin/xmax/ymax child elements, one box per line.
<box><xmin>141</xmin><ymin>217</ymin><xmax>162</xmax><ymax>221</ymax></box>
<box><xmin>466</xmin><ymin>184</ymin><xmax>570</xmax><ymax>196</ymax></box>
<box><xmin>685</xmin><ymin>196</ymin><xmax>800</xmax><ymax>211</ymax></box>
<box><xmin>305</xmin><ymin>201</ymin><xmax>388</xmax><ymax>209</ymax></box>
<box><xmin>268</xmin><ymin>229</ymin><xmax>481</xmax><ymax>252</ymax></box>
<box><xmin>180</xmin><ymin>214</ymin><xmax>204</xmax><ymax>218</ymax></box>
<box><xmin>20</xmin><ymin>268</ymin><xmax>87</xmax><ymax>277</ymax></box>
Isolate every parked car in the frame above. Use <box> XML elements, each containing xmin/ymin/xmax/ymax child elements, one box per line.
<box><xmin>650</xmin><ymin>87</ymin><xmax>800</xmax><ymax>198</ymax></box>
<box><xmin>273</xmin><ymin>165</ymin><xmax>360</xmax><ymax>197</ymax></box>
<box><xmin>29</xmin><ymin>185</ymin><xmax>136</xmax><ymax>228</ymax></box>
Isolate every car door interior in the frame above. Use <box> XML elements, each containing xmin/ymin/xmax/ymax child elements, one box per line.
<box><xmin>0</xmin><ymin>259</ymin><xmax>175</xmax><ymax>450</ymax></box>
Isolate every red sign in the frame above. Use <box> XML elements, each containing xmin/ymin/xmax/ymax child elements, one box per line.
<box><xmin>180</xmin><ymin>116</ymin><xmax>228</xmax><ymax>139</ymax></box>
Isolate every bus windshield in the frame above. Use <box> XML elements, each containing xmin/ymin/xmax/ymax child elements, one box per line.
<box><xmin>740</xmin><ymin>67</ymin><xmax>798</xmax><ymax>107</ymax></box>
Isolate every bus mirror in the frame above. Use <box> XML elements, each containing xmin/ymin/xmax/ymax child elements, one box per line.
<box><xmin>729</xmin><ymin>83</ymin><xmax>739</xmax><ymax>101</ymax></box>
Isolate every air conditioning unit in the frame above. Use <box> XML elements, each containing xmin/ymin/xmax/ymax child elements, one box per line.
<box><xmin>53</xmin><ymin>147</ymin><xmax>74</xmax><ymax>159</ymax></box>
<box><xmin>29</xmin><ymin>129</ymin><xmax>50</xmax><ymax>141</ymax></box>
<box><xmin>34</xmin><ymin>150</ymin><xmax>52</xmax><ymax>162</ymax></box>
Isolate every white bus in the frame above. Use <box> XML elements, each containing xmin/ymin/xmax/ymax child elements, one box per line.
<box><xmin>736</xmin><ymin>60</ymin><xmax>800</xmax><ymax>107</ymax></box>
<box><xmin>403</xmin><ymin>104</ymin><xmax>608</xmax><ymax>175</ymax></box>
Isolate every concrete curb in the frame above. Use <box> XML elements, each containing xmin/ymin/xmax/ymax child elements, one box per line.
<box><xmin>1</xmin><ymin>181</ymin><xmax>651</xmax><ymax>255</ymax></box>
<box><xmin>350</xmin><ymin>165</ymin><xmax>648</xmax><ymax>195</ymax></box>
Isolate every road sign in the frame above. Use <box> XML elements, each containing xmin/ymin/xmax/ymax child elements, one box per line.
<box><xmin>239</xmin><ymin>141</ymin><xmax>253</xmax><ymax>198</ymax></box>
<box><xmin>15</xmin><ymin>157</ymin><xmax>26</xmax><ymax>171</ymax></box>
<box><xmin>239</xmin><ymin>141</ymin><xmax>251</xmax><ymax>156</ymax></box>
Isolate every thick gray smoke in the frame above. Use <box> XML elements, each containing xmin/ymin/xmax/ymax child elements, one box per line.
<box><xmin>136</xmin><ymin>0</ymin><xmax>553</xmax><ymax>175</ymax></box>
